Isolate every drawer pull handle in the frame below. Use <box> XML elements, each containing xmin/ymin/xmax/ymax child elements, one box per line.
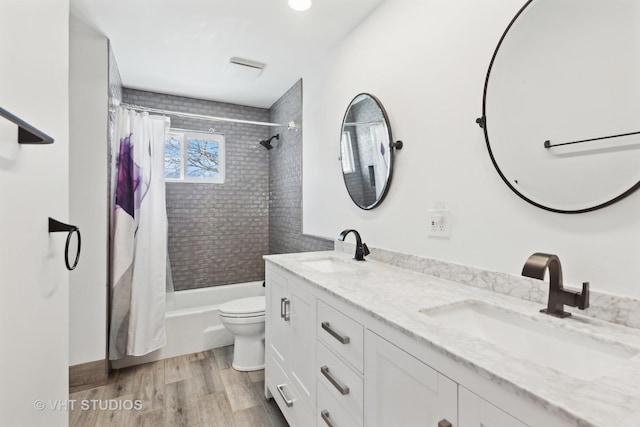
<box><xmin>438</xmin><ymin>419</ymin><xmax>452</xmax><ymax>427</ymax></box>
<box><xmin>321</xmin><ymin>321</ymin><xmax>350</xmax><ymax>344</ymax></box>
<box><xmin>321</xmin><ymin>365</ymin><xmax>350</xmax><ymax>395</ymax></box>
<box><xmin>321</xmin><ymin>410</ymin><xmax>335</xmax><ymax>427</ymax></box>
<box><xmin>276</xmin><ymin>383</ymin><xmax>294</xmax><ymax>407</ymax></box>
<box><xmin>280</xmin><ymin>298</ymin><xmax>290</xmax><ymax>321</ymax></box>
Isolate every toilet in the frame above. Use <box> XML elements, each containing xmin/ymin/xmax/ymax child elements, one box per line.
<box><xmin>218</xmin><ymin>296</ymin><xmax>266</xmax><ymax>371</ymax></box>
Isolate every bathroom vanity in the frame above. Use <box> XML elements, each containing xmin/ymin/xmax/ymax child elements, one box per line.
<box><xmin>264</xmin><ymin>249</ymin><xmax>640</xmax><ymax>427</ymax></box>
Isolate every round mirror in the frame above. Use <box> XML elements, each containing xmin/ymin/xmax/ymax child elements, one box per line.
<box><xmin>340</xmin><ymin>93</ymin><xmax>402</xmax><ymax>210</ymax></box>
<box><xmin>480</xmin><ymin>0</ymin><xmax>640</xmax><ymax>213</ymax></box>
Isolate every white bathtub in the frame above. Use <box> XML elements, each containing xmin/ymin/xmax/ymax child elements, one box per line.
<box><xmin>111</xmin><ymin>281</ymin><xmax>265</xmax><ymax>369</ymax></box>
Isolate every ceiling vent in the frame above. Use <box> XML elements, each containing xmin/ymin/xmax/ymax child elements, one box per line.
<box><xmin>225</xmin><ymin>57</ymin><xmax>265</xmax><ymax>80</ymax></box>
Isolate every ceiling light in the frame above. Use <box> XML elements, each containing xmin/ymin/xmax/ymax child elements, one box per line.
<box><xmin>288</xmin><ymin>0</ymin><xmax>312</xmax><ymax>12</ymax></box>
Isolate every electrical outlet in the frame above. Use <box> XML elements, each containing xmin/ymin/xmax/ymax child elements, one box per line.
<box><xmin>428</xmin><ymin>209</ymin><xmax>450</xmax><ymax>237</ymax></box>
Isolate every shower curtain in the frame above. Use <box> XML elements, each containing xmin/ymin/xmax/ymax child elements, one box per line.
<box><xmin>109</xmin><ymin>107</ymin><xmax>168</xmax><ymax>360</ymax></box>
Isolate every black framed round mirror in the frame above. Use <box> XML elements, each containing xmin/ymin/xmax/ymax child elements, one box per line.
<box><xmin>340</xmin><ymin>93</ymin><xmax>403</xmax><ymax>210</ymax></box>
<box><xmin>478</xmin><ymin>0</ymin><xmax>640</xmax><ymax>213</ymax></box>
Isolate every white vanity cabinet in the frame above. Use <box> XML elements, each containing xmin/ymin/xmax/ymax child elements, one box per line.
<box><xmin>265</xmin><ymin>258</ymin><xmax>566</xmax><ymax>427</ymax></box>
<box><xmin>265</xmin><ymin>264</ymin><xmax>316</xmax><ymax>425</ymax></box>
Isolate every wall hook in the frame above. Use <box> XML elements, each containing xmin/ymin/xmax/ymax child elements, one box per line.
<box><xmin>48</xmin><ymin>218</ymin><xmax>81</xmax><ymax>271</ymax></box>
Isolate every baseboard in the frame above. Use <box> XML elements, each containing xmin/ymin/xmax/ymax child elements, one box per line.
<box><xmin>69</xmin><ymin>359</ymin><xmax>108</xmax><ymax>393</ymax></box>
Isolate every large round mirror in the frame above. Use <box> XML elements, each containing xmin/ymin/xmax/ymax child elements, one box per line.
<box><xmin>480</xmin><ymin>0</ymin><xmax>640</xmax><ymax>213</ymax></box>
<box><xmin>340</xmin><ymin>93</ymin><xmax>402</xmax><ymax>210</ymax></box>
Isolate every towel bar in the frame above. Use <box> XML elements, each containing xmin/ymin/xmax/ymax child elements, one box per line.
<box><xmin>0</xmin><ymin>106</ymin><xmax>54</xmax><ymax>144</ymax></box>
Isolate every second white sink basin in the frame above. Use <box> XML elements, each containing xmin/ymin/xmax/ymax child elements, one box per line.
<box><xmin>300</xmin><ymin>257</ymin><xmax>352</xmax><ymax>273</ymax></box>
<box><xmin>421</xmin><ymin>301</ymin><xmax>636</xmax><ymax>381</ymax></box>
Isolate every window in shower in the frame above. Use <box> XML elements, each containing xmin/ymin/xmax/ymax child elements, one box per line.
<box><xmin>165</xmin><ymin>130</ymin><xmax>225</xmax><ymax>183</ymax></box>
<box><xmin>340</xmin><ymin>131</ymin><xmax>356</xmax><ymax>173</ymax></box>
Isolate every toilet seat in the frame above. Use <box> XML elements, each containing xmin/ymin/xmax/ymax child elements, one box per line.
<box><xmin>219</xmin><ymin>313</ymin><xmax>265</xmax><ymax>325</ymax></box>
<box><xmin>219</xmin><ymin>296</ymin><xmax>265</xmax><ymax>318</ymax></box>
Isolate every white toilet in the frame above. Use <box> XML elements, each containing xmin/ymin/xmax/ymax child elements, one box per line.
<box><xmin>218</xmin><ymin>296</ymin><xmax>266</xmax><ymax>371</ymax></box>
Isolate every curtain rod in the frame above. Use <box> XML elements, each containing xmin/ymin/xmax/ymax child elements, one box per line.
<box><xmin>119</xmin><ymin>103</ymin><xmax>283</xmax><ymax>128</ymax></box>
<box><xmin>169</xmin><ymin>126</ymin><xmax>222</xmax><ymax>135</ymax></box>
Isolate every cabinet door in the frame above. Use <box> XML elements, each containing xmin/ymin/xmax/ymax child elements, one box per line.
<box><xmin>290</xmin><ymin>284</ymin><xmax>316</xmax><ymax>409</ymax></box>
<box><xmin>459</xmin><ymin>386</ymin><xmax>527</xmax><ymax>427</ymax></box>
<box><xmin>266</xmin><ymin>267</ymin><xmax>290</xmax><ymax>366</ymax></box>
<box><xmin>365</xmin><ymin>331</ymin><xmax>457</xmax><ymax>427</ymax></box>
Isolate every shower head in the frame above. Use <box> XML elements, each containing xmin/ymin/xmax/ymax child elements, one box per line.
<box><xmin>260</xmin><ymin>139</ymin><xmax>273</xmax><ymax>150</ymax></box>
<box><xmin>259</xmin><ymin>134</ymin><xmax>279</xmax><ymax>150</ymax></box>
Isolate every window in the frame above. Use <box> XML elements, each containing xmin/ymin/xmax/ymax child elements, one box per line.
<box><xmin>164</xmin><ymin>130</ymin><xmax>225</xmax><ymax>183</ymax></box>
<box><xmin>340</xmin><ymin>131</ymin><xmax>356</xmax><ymax>173</ymax></box>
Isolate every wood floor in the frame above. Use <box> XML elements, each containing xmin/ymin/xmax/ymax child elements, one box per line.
<box><xmin>69</xmin><ymin>346</ymin><xmax>288</xmax><ymax>427</ymax></box>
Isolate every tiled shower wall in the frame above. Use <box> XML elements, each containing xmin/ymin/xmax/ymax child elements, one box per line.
<box><xmin>269</xmin><ymin>80</ymin><xmax>333</xmax><ymax>254</ymax></box>
<box><xmin>123</xmin><ymin>88</ymin><xmax>270</xmax><ymax>291</ymax></box>
<box><xmin>122</xmin><ymin>81</ymin><xmax>331</xmax><ymax>291</ymax></box>
<box><xmin>108</xmin><ymin>42</ymin><xmax>123</xmax><ymax>103</ymax></box>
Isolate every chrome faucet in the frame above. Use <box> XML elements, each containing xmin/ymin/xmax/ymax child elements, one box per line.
<box><xmin>338</xmin><ymin>229</ymin><xmax>370</xmax><ymax>261</ymax></box>
<box><xmin>521</xmin><ymin>253</ymin><xmax>589</xmax><ymax>318</ymax></box>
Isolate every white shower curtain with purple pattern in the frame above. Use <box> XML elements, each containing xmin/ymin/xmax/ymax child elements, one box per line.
<box><xmin>109</xmin><ymin>108</ymin><xmax>168</xmax><ymax>360</ymax></box>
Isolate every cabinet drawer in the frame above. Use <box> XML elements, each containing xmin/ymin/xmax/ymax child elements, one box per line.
<box><xmin>317</xmin><ymin>381</ymin><xmax>362</xmax><ymax>427</ymax></box>
<box><xmin>317</xmin><ymin>300</ymin><xmax>364</xmax><ymax>373</ymax></box>
<box><xmin>267</xmin><ymin>354</ymin><xmax>313</xmax><ymax>427</ymax></box>
<box><xmin>317</xmin><ymin>341</ymin><xmax>363</xmax><ymax>424</ymax></box>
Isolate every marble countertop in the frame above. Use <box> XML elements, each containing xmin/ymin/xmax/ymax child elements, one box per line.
<box><xmin>264</xmin><ymin>250</ymin><xmax>640</xmax><ymax>427</ymax></box>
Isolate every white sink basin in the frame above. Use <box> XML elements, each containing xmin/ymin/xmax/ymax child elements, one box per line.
<box><xmin>300</xmin><ymin>258</ymin><xmax>353</xmax><ymax>273</ymax></box>
<box><xmin>421</xmin><ymin>301</ymin><xmax>636</xmax><ymax>381</ymax></box>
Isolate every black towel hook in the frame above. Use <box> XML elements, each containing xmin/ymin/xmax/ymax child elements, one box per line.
<box><xmin>48</xmin><ymin>218</ymin><xmax>81</xmax><ymax>271</ymax></box>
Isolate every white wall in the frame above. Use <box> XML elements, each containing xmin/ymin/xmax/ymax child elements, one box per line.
<box><xmin>0</xmin><ymin>1</ymin><xmax>70</xmax><ymax>425</ymax></box>
<box><xmin>69</xmin><ymin>16</ymin><xmax>108</xmax><ymax>366</ymax></box>
<box><xmin>303</xmin><ymin>0</ymin><xmax>640</xmax><ymax>299</ymax></box>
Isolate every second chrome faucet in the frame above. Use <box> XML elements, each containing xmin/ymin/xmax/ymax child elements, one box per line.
<box><xmin>522</xmin><ymin>252</ymin><xmax>589</xmax><ymax>318</ymax></box>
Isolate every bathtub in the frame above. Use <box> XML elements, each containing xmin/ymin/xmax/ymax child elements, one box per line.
<box><xmin>111</xmin><ymin>281</ymin><xmax>265</xmax><ymax>369</ymax></box>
